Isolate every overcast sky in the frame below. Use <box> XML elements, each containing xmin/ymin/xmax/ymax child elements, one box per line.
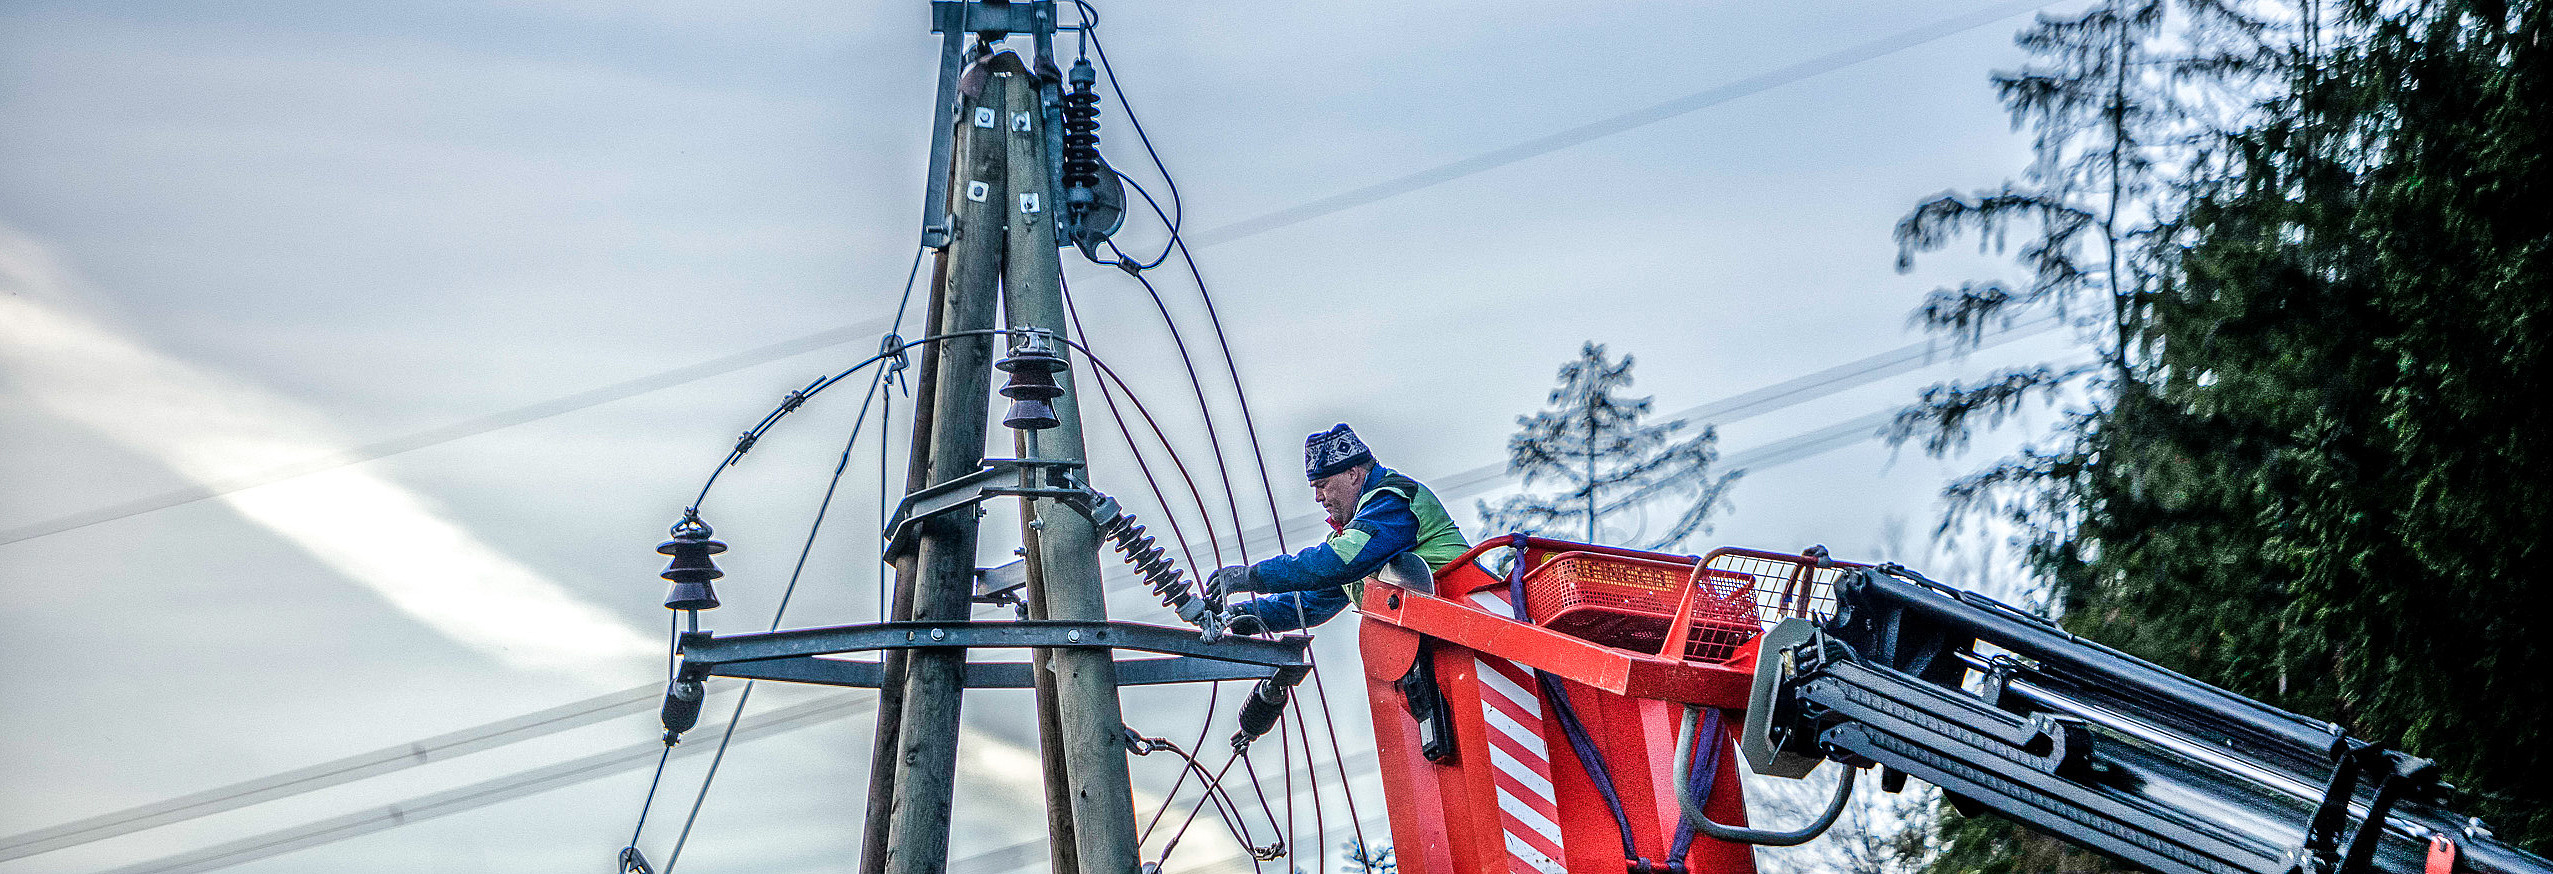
<box><xmin>0</xmin><ymin>2</ymin><xmax>2089</xmax><ymax>872</ymax></box>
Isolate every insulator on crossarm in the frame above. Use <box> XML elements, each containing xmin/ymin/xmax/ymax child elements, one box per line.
<box><xmin>658</xmin><ymin>515</ymin><xmax>725</xmax><ymax>611</ymax></box>
<box><xmin>1080</xmin><ymin>491</ymin><xmax>1221</xmax><ymax>633</ymax></box>
<box><xmin>997</xmin><ymin>331</ymin><xmax>1069</xmax><ymax>432</ymax></box>
<box><xmin>1116</xmin><ymin>530</ymin><xmax>1151</xmax><ymax>555</ymax></box>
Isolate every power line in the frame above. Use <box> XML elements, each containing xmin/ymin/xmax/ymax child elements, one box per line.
<box><xmin>0</xmin><ymin>1</ymin><xmax>2055</xmax><ymax>550</ymax></box>
<box><xmin>0</xmin><ymin>682</ymin><xmax>666</xmax><ymax>862</ymax></box>
<box><xmin>1183</xmin><ymin>0</ymin><xmax>2056</xmax><ymax>247</ymax></box>
<box><xmin>0</xmin><ymin>316</ymin><xmax>895</xmax><ymax>547</ymax></box>
<box><xmin>1143</xmin><ymin>314</ymin><xmax>2061</xmax><ymax>567</ymax></box>
<box><xmin>92</xmin><ymin>695</ymin><xmax>874</xmax><ymax>874</ymax></box>
<box><xmin>53</xmin><ymin>402</ymin><xmax>1910</xmax><ymax>874</ymax></box>
<box><xmin>13</xmin><ymin>315</ymin><xmax>2054</xmax><ymax>865</ymax></box>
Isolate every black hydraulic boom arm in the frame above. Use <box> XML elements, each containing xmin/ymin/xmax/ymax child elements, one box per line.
<box><xmin>1738</xmin><ymin>564</ymin><xmax>2551</xmax><ymax>874</ymax></box>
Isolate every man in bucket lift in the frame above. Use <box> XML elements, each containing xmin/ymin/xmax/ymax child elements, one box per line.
<box><xmin>1207</xmin><ymin>424</ymin><xmax>1469</xmax><ymax>634</ymax></box>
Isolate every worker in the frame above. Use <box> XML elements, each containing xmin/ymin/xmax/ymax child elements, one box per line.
<box><xmin>1207</xmin><ymin>424</ymin><xmax>1469</xmax><ymax>634</ymax></box>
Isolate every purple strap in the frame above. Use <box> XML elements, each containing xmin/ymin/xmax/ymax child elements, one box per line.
<box><xmin>1667</xmin><ymin>707</ymin><xmax>1724</xmax><ymax>866</ymax></box>
<box><xmin>1502</xmin><ymin>534</ymin><xmax>1725</xmax><ymax>873</ymax></box>
<box><xmin>1506</xmin><ymin>535</ymin><xmax>1644</xmax><ymax>870</ymax></box>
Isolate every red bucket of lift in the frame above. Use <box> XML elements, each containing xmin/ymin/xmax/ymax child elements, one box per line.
<box><xmin>1521</xmin><ymin>551</ymin><xmax>1762</xmax><ymax>663</ymax></box>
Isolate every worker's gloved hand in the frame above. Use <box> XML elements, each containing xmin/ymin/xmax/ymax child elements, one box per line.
<box><xmin>1206</xmin><ymin>565</ymin><xmax>1257</xmax><ymax>601</ymax></box>
<box><xmin>1221</xmin><ymin>609</ymin><xmax>1268</xmax><ymax>637</ymax></box>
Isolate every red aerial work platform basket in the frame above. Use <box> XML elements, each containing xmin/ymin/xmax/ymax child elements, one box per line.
<box><xmin>1357</xmin><ymin>537</ymin><xmax>1859</xmax><ymax>874</ymax></box>
<box><xmin>1521</xmin><ymin>551</ymin><xmax>1762</xmax><ymax>664</ymax></box>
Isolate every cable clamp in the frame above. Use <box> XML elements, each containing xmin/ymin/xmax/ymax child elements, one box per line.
<box><xmin>1123</xmin><ymin>726</ymin><xmax>1174</xmax><ymax>756</ymax></box>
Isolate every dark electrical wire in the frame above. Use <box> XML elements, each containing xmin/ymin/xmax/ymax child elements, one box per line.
<box><xmin>1155</xmin><ymin>750</ymin><xmax>1268</xmax><ymax>874</ymax></box>
<box><xmin>1076</xmin><ymin>0</ymin><xmax>1288</xmax><ymax>580</ymax></box>
<box><xmin>1063</xmin><ymin>278</ymin><xmax>1215</xmax><ymax>575</ymax></box>
<box><xmin>1173</xmin><ymin>235</ymin><xmax>1294</xmax><ymax>554</ymax></box>
<box><xmin>1</xmin><ymin>0</ymin><xmax>2053</xmax><ymax>551</ymax></box>
<box><xmin>1071</xmin><ymin>60</ymin><xmax>1371</xmax><ymax>874</ymax></box>
<box><xmin>1120</xmin><ymin>268</ymin><xmax>1245</xmax><ymax>568</ymax></box>
<box><xmin>1300</xmin><ymin>650</ymin><xmax>1370</xmax><ymax>857</ymax></box>
<box><xmin>879</xmin><ymin>247</ymin><xmax>927</xmax><ymax>618</ymax></box>
<box><xmin>1131</xmin><ymin>734</ymin><xmax>1265</xmax><ymax>858</ymax></box>
<box><xmin>659</xmin><ymin>369</ymin><xmax>896</xmax><ymax>873</ymax></box>
<box><xmin>1068</xmin><ymin>23</ymin><xmax>1369</xmax><ymax>867</ymax></box>
<box><xmin>680</xmin><ymin>326</ymin><xmax>1146</xmax><ymax>516</ymax></box>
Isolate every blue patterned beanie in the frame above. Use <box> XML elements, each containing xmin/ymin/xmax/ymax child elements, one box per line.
<box><xmin>1304</xmin><ymin>424</ymin><xmax>1375</xmax><ymax>482</ymax></box>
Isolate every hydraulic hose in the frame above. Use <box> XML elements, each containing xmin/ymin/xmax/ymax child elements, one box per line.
<box><xmin>1673</xmin><ymin>704</ymin><xmax>1855</xmax><ymax>847</ymax></box>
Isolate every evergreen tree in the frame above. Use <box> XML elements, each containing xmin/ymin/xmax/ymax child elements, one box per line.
<box><xmin>1479</xmin><ymin>342</ymin><xmax>1739</xmax><ymax>551</ymax></box>
<box><xmin>2074</xmin><ymin>0</ymin><xmax>2553</xmax><ymax>852</ymax></box>
<box><xmin>1890</xmin><ymin>1</ymin><xmax>2279</xmax><ymax>869</ymax></box>
<box><xmin>1898</xmin><ymin>0</ymin><xmax>2553</xmax><ymax>867</ymax></box>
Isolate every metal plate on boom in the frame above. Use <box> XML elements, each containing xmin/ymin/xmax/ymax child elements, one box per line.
<box><xmin>1743</xmin><ymin>617</ymin><xmax>1822</xmax><ymax>778</ymax></box>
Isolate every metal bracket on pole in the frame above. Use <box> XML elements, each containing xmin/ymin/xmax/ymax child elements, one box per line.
<box><xmin>920</xmin><ymin>1</ymin><xmax>1059</xmax><ymax>248</ymax></box>
<box><xmin>882</xmin><ymin>457</ymin><xmax>1086</xmax><ymax>560</ymax></box>
<box><xmin>677</xmin><ymin>620</ymin><xmax>1313</xmax><ymax>690</ymax></box>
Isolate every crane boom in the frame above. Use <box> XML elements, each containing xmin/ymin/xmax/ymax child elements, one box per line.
<box><xmin>1739</xmin><ymin>564</ymin><xmax>2552</xmax><ymax>874</ymax></box>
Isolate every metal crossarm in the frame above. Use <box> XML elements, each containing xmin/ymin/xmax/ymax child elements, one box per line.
<box><xmin>678</xmin><ymin>620</ymin><xmax>1311</xmax><ymax>690</ymax></box>
<box><xmin>880</xmin><ymin>458</ymin><xmax>1085</xmax><ymax>559</ymax></box>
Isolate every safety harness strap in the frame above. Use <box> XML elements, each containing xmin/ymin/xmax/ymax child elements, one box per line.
<box><xmin>1502</xmin><ymin>534</ymin><xmax>1722</xmax><ymax>873</ymax></box>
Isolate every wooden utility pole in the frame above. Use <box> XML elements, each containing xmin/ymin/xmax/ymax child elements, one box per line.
<box><xmin>864</xmin><ymin>42</ymin><xmax>1142</xmax><ymax>874</ymax></box>
<box><xmin>996</xmin><ymin>64</ymin><xmax>1144</xmax><ymax>874</ymax></box>
<box><xmin>872</xmin><ymin>52</ymin><xmax>1007</xmax><ymax>874</ymax></box>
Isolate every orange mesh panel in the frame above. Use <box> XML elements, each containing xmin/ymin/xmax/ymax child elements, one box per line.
<box><xmin>1521</xmin><ymin>552</ymin><xmax>1762</xmax><ymax>663</ymax></box>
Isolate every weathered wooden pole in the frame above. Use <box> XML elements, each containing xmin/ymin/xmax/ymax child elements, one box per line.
<box><xmin>870</xmin><ymin>51</ymin><xmax>1007</xmax><ymax>874</ymax></box>
<box><xmin>995</xmin><ymin>60</ymin><xmax>1143</xmax><ymax>874</ymax></box>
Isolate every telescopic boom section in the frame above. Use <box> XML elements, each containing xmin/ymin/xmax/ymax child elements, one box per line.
<box><xmin>1743</xmin><ymin>566</ymin><xmax>2553</xmax><ymax>874</ymax></box>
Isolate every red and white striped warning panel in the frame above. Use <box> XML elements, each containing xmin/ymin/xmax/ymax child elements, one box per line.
<box><xmin>1470</xmin><ymin>589</ymin><xmax>1567</xmax><ymax>874</ymax></box>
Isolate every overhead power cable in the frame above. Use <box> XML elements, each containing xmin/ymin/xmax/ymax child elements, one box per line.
<box><xmin>0</xmin><ymin>316</ymin><xmax>895</xmax><ymax>547</ymax></box>
<box><xmin>1184</xmin><ymin>0</ymin><xmax>2056</xmax><ymax>247</ymax></box>
<box><xmin>0</xmin><ymin>682</ymin><xmax>668</xmax><ymax>862</ymax></box>
<box><xmin>92</xmin><ymin>695</ymin><xmax>874</xmax><ymax>874</ymax></box>
<box><xmin>0</xmin><ymin>0</ymin><xmax>2053</xmax><ymax>549</ymax></box>
<box><xmin>1102</xmin><ymin>315</ymin><xmax>2061</xmax><ymax>571</ymax></box>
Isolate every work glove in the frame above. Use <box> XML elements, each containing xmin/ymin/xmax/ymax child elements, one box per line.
<box><xmin>1206</xmin><ymin>565</ymin><xmax>1256</xmax><ymax>602</ymax></box>
<box><xmin>1221</xmin><ymin>608</ymin><xmax>1269</xmax><ymax>638</ymax></box>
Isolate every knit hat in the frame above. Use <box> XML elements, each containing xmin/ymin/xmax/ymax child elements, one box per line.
<box><xmin>1304</xmin><ymin>424</ymin><xmax>1375</xmax><ymax>482</ymax></box>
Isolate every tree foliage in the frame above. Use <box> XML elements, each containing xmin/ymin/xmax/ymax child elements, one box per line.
<box><xmin>1901</xmin><ymin>0</ymin><xmax>2553</xmax><ymax>868</ymax></box>
<box><xmin>1480</xmin><ymin>342</ymin><xmax>1739</xmax><ymax>551</ymax></box>
<box><xmin>2078</xmin><ymin>0</ymin><xmax>2553</xmax><ymax>852</ymax></box>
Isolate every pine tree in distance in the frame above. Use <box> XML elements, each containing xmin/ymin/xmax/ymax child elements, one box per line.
<box><xmin>1478</xmin><ymin>342</ymin><xmax>1740</xmax><ymax>551</ymax></box>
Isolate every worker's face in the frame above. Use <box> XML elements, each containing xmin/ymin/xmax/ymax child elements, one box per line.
<box><xmin>1312</xmin><ymin>466</ymin><xmax>1366</xmax><ymax>526</ymax></box>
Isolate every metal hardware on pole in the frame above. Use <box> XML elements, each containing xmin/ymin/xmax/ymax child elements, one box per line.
<box><xmin>920</xmin><ymin>1</ymin><xmax>1056</xmax><ymax>248</ymax></box>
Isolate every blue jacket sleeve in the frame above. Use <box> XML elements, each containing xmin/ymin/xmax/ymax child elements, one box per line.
<box><xmin>1230</xmin><ymin>587</ymin><xmax>1353</xmax><ymax>633</ymax></box>
<box><xmin>1249</xmin><ymin>491</ymin><xmax>1420</xmax><ymax>594</ymax></box>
